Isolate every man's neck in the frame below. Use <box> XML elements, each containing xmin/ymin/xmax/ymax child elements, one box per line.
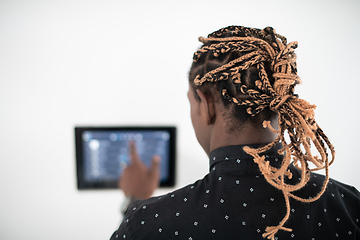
<box><xmin>208</xmin><ymin>121</ymin><xmax>278</xmax><ymax>155</ymax></box>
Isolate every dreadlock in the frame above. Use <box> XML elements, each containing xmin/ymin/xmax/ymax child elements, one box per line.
<box><xmin>189</xmin><ymin>26</ymin><xmax>335</xmax><ymax>240</ymax></box>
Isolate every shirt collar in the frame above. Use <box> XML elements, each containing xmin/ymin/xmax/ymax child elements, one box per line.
<box><xmin>209</xmin><ymin>143</ymin><xmax>284</xmax><ymax>175</ymax></box>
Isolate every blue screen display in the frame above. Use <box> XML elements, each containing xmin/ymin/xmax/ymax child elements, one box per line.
<box><xmin>81</xmin><ymin>130</ymin><xmax>171</xmax><ymax>183</ymax></box>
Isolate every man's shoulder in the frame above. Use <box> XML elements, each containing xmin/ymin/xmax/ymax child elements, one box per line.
<box><xmin>308</xmin><ymin>172</ymin><xmax>360</xmax><ymax>199</ymax></box>
<box><xmin>118</xmin><ymin>180</ymin><xmax>209</xmax><ymax>239</ymax></box>
<box><xmin>129</xmin><ymin>179</ymin><xmax>206</xmax><ymax>213</ymax></box>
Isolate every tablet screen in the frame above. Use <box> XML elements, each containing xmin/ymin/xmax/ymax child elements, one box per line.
<box><xmin>75</xmin><ymin>127</ymin><xmax>176</xmax><ymax>189</ymax></box>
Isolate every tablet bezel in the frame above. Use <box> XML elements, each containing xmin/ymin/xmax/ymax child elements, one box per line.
<box><xmin>75</xmin><ymin>126</ymin><xmax>176</xmax><ymax>190</ymax></box>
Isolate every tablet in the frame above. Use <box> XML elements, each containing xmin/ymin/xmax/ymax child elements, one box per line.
<box><xmin>75</xmin><ymin>126</ymin><xmax>176</xmax><ymax>189</ymax></box>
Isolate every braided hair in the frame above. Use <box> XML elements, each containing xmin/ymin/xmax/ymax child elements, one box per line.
<box><xmin>189</xmin><ymin>26</ymin><xmax>335</xmax><ymax>240</ymax></box>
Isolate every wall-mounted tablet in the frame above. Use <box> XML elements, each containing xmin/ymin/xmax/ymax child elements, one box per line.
<box><xmin>75</xmin><ymin>126</ymin><xmax>176</xmax><ymax>189</ymax></box>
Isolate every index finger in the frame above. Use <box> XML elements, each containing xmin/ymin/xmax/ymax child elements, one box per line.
<box><xmin>129</xmin><ymin>141</ymin><xmax>141</xmax><ymax>165</ymax></box>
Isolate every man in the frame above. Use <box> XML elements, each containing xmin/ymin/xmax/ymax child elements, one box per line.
<box><xmin>111</xmin><ymin>26</ymin><xmax>360</xmax><ymax>240</ymax></box>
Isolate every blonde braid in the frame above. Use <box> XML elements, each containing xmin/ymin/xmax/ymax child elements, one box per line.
<box><xmin>191</xmin><ymin>26</ymin><xmax>335</xmax><ymax>240</ymax></box>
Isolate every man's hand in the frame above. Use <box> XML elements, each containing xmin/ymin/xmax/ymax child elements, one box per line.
<box><xmin>119</xmin><ymin>141</ymin><xmax>161</xmax><ymax>199</ymax></box>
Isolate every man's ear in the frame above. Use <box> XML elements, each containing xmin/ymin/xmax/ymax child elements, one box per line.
<box><xmin>196</xmin><ymin>89</ymin><xmax>216</xmax><ymax>125</ymax></box>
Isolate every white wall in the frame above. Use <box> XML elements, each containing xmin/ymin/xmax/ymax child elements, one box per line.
<box><xmin>0</xmin><ymin>0</ymin><xmax>359</xmax><ymax>239</ymax></box>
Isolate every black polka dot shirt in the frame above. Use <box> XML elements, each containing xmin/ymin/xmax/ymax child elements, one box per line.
<box><xmin>110</xmin><ymin>144</ymin><xmax>360</xmax><ymax>240</ymax></box>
